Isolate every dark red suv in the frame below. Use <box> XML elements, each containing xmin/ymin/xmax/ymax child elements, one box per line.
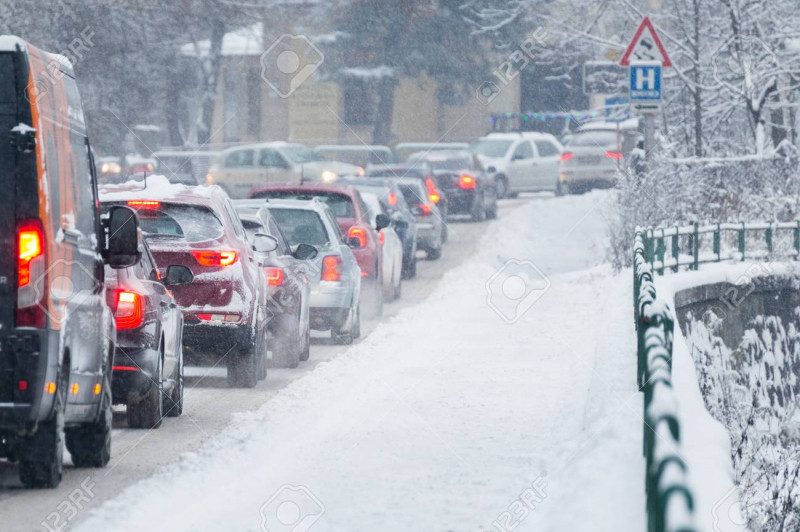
<box><xmin>101</xmin><ymin>179</ymin><xmax>269</xmax><ymax>388</ymax></box>
<box><xmin>249</xmin><ymin>183</ymin><xmax>387</xmax><ymax>317</ymax></box>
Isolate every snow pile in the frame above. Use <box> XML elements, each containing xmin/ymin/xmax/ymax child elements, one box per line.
<box><xmin>75</xmin><ymin>191</ymin><xmax>644</xmax><ymax>532</ymax></box>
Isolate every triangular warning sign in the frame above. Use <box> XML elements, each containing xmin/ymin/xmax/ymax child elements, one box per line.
<box><xmin>620</xmin><ymin>16</ymin><xmax>672</xmax><ymax>67</ymax></box>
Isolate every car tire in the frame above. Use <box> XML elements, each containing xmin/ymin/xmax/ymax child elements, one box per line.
<box><xmin>333</xmin><ymin>305</ymin><xmax>358</xmax><ymax>345</ymax></box>
<box><xmin>19</xmin><ymin>369</ymin><xmax>66</xmax><ymax>488</ymax></box>
<box><xmin>486</xmin><ymin>199</ymin><xmax>498</xmax><ymax>219</ymax></box>
<box><xmin>508</xmin><ymin>192</ymin><xmax>519</xmax><ymax>199</ymax></box>
<box><xmin>495</xmin><ymin>175</ymin><xmax>509</xmax><ymax>199</ymax></box>
<box><xmin>228</xmin><ymin>334</ymin><xmax>260</xmax><ymax>385</ymax></box>
<box><xmin>428</xmin><ymin>246</ymin><xmax>442</xmax><ymax>260</ymax></box>
<box><xmin>67</xmin><ymin>369</ymin><xmax>112</xmax><ymax>467</ymax></box>
<box><xmin>299</xmin><ymin>321</ymin><xmax>311</xmax><ymax>362</ymax></box>
<box><xmin>471</xmin><ymin>193</ymin><xmax>487</xmax><ymax>222</ymax></box>
<box><xmin>402</xmin><ymin>254</ymin><xmax>417</xmax><ymax>279</ymax></box>
<box><xmin>165</xmin><ymin>354</ymin><xmax>184</xmax><ymax>417</ymax></box>
<box><xmin>555</xmin><ymin>181</ymin><xmax>566</xmax><ymax>196</ymax></box>
<box><xmin>393</xmin><ymin>273</ymin><xmax>402</xmax><ymax>300</ymax></box>
<box><xmin>128</xmin><ymin>355</ymin><xmax>163</xmax><ymax>428</ymax></box>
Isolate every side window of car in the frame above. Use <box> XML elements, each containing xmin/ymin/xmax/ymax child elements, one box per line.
<box><xmin>140</xmin><ymin>247</ymin><xmax>158</xmax><ymax>281</ymax></box>
<box><xmin>225</xmin><ymin>149</ymin><xmax>254</xmax><ymax>168</ymax></box>
<box><xmin>512</xmin><ymin>141</ymin><xmax>533</xmax><ymax>160</ymax></box>
<box><xmin>324</xmin><ymin>210</ymin><xmax>345</xmax><ymax>243</ymax></box>
<box><xmin>223</xmin><ymin>200</ymin><xmax>247</xmax><ymax>240</ymax></box>
<box><xmin>535</xmin><ymin>141</ymin><xmax>560</xmax><ymax>157</ymax></box>
<box><xmin>259</xmin><ymin>149</ymin><xmax>287</xmax><ymax>168</ymax></box>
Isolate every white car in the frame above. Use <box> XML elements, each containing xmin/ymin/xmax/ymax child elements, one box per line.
<box><xmin>470</xmin><ymin>132</ymin><xmax>562</xmax><ymax>198</ymax></box>
<box><xmin>206</xmin><ymin>142</ymin><xmax>361</xmax><ymax>198</ymax></box>
<box><xmin>360</xmin><ymin>191</ymin><xmax>403</xmax><ymax>301</ymax></box>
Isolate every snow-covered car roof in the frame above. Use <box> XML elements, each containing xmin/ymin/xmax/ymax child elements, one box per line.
<box><xmin>484</xmin><ymin>131</ymin><xmax>560</xmax><ymax>142</ymax></box>
<box><xmin>99</xmin><ymin>175</ymin><xmax>219</xmax><ymax>204</ymax></box>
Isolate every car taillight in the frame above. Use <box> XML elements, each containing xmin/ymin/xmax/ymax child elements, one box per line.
<box><xmin>561</xmin><ymin>152</ymin><xmax>574</xmax><ymax>162</ymax></box>
<box><xmin>205</xmin><ymin>173</ymin><xmax>214</xmax><ymax>186</ymax></box>
<box><xmin>605</xmin><ymin>150</ymin><xmax>624</xmax><ymax>160</ymax></box>
<box><xmin>115</xmin><ymin>291</ymin><xmax>144</xmax><ymax>330</ymax></box>
<box><xmin>348</xmin><ymin>227</ymin><xmax>368</xmax><ymax>248</ymax></box>
<box><xmin>379</xmin><ymin>231</ymin><xmax>385</xmax><ymax>245</ymax></box>
<box><xmin>413</xmin><ymin>204</ymin><xmax>433</xmax><ymax>216</ymax></box>
<box><xmin>321</xmin><ymin>255</ymin><xmax>342</xmax><ymax>282</ymax></box>
<box><xmin>196</xmin><ymin>313</ymin><xmax>241</xmax><ymax>323</ymax></box>
<box><xmin>191</xmin><ymin>250</ymin><xmax>238</xmax><ymax>266</ymax></box>
<box><xmin>387</xmin><ymin>192</ymin><xmax>397</xmax><ymax>206</ymax></box>
<box><xmin>265</xmin><ymin>267</ymin><xmax>284</xmax><ymax>287</ymax></box>
<box><xmin>17</xmin><ymin>220</ymin><xmax>46</xmax><ymax>327</ymax></box>
<box><xmin>429</xmin><ymin>191</ymin><xmax>441</xmax><ymax>203</ymax></box>
<box><xmin>127</xmin><ymin>200</ymin><xmax>160</xmax><ymax>208</ymax></box>
<box><xmin>425</xmin><ymin>177</ymin><xmax>436</xmax><ymax>193</ymax></box>
<box><xmin>458</xmin><ymin>174</ymin><xmax>476</xmax><ymax>190</ymax></box>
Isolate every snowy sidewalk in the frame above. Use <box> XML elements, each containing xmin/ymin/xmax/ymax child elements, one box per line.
<box><xmin>77</xmin><ymin>193</ymin><xmax>644</xmax><ymax>532</ymax></box>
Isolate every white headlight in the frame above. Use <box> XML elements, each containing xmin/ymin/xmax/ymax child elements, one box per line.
<box><xmin>321</xmin><ymin>170</ymin><xmax>338</xmax><ymax>183</ymax></box>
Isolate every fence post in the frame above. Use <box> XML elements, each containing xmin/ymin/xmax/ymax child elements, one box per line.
<box><xmin>657</xmin><ymin>230</ymin><xmax>665</xmax><ymax>275</ymax></box>
<box><xmin>795</xmin><ymin>221</ymin><xmax>800</xmax><ymax>260</ymax></box>
<box><xmin>671</xmin><ymin>226</ymin><xmax>679</xmax><ymax>273</ymax></box>
<box><xmin>713</xmin><ymin>223</ymin><xmax>721</xmax><ymax>261</ymax></box>
<box><xmin>766</xmin><ymin>223</ymin><xmax>773</xmax><ymax>255</ymax></box>
<box><xmin>738</xmin><ymin>222</ymin><xmax>746</xmax><ymax>261</ymax></box>
<box><xmin>693</xmin><ymin>222</ymin><xmax>700</xmax><ymax>271</ymax></box>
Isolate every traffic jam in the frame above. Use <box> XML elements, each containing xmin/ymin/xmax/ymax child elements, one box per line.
<box><xmin>0</xmin><ymin>33</ymin><xmax>623</xmax><ymax>495</ymax></box>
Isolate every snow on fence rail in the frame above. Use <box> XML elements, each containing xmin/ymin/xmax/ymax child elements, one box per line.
<box><xmin>633</xmin><ymin>232</ymin><xmax>697</xmax><ymax>532</ymax></box>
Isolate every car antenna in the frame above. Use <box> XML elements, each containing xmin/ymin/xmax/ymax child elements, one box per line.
<box><xmin>142</xmin><ymin>171</ymin><xmax>148</xmax><ymax>190</ymax></box>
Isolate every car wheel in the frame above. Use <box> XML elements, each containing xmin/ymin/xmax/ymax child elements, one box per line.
<box><xmin>486</xmin><ymin>199</ymin><xmax>498</xmax><ymax>219</ymax></box>
<box><xmin>128</xmin><ymin>355</ymin><xmax>163</xmax><ymax>428</ymax></box>
<box><xmin>299</xmin><ymin>321</ymin><xmax>311</xmax><ymax>362</ymax></box>
<box><xmin>495</xmin><ymin>175</ymin><xmax>509</xmax><ymax>199</ymax></box>
<box><xmin>555</xmin><ymin>181</ymin><xmax>566</xmax><ymax>196</ymax></box>
<box><xmin>508</xmin><ymin>192</ymin><xmax>519</xmax><ymax>199</ymax></box>
<box><xmin>333</xmin><ymin>306</ymin><xmax>358</xmax><ymax>344</ymax></box>
<box><xmin>428</xmin><ymin>246</ymin><xmax>442</xmax><ymax>260</ymax></box>
<box><xmin>471</xmin><ymin>193</ymin><xmax>487</xmax><ymax>222</ymax></box>
<box><xmin>352</xmin><ymin>305</ymin><xmax>361</xmax><ymax>339</ymax></box>
<box><xmin>402</xmin><ymin>253</ymin><xmax>417</xmax><ymax>279</ymax></box>
<box><xmin>228</xmin><ymin>333</ymin><xmax>260</xmax><ymax>385</ymax></box>
<box><xmin>67</xmin><ymin>369</ymin><xmax>112</xmax><ymax>467</ymax></box>
<box><xmin>393</xmin><ymin>271</ymin><xmax>402</xmax><ymax>300</ymax></box>
<box><xmin>165</xmin><ymin>353</ymin><xmax>184</xmax><ymax>417</ymax></box>
<box><xmin>19</xmin><ymin>368</ymin><xmax>66</xmax><ymax>488</ymax></box>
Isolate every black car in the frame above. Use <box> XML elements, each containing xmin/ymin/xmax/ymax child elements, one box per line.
<box><xmin>104</xmin><ymin>237</ymin><xmax>193</xmax><ymax>428</ymax></box>
<box><xmin>339</xmin><ymin>178</ymin><xmax>418</xmax><ymax>279</ymax></box>
<box><xmin>365</xmin><ymin>162</ymin><xmax>449</xmax><ymax>242</ymax></box>
<box><xmin>408</xmin><ymin>150</ymin><xmax>497</xmax><ymax>221</ymax></box>
<box><xmin>235</xmin><ymin>201</ymin><xmax>316</xmax><ymax>369</ymax></box>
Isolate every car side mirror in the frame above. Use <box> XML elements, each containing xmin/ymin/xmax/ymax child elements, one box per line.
<box><xmin>253</xmin><ymin>233</ymin><xmax>278</xmax><ymax>253</ymax></box>
<box><xmin>393</xmin><ymin>219</ymin><xmax>409</xmax><ymax>230</ymax></box>
<box><xmin>293</xmin><ymin>243</ymin><xmax>318</xmax><ymax>261</ymax></box>
<box><xmin>375</xmin><ymin>213</ymin><xmax>391</xmax><ymax>231</ymax></box>
<box><xmin>487</xmin><ymin>166</ymin><xmax>496</xmax><ymax>173</ymax></box>
<box><xmin>163</xmin><ymin>265</ymin><xmax>194</xmax><ymax>287</ymax></box>
<box><xmin>105</xmin><ymin>205</ymin><xmax>140</xmax><ymax>268</ymax></box>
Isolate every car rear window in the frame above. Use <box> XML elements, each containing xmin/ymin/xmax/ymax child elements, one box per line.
<box><xmin>270</xmin><ymin>208</ymin><xmax>331</xmax><ymax>248</ymax></box>
<box><xmin>398</xmin><ymin>183</ymin><xmax>426</xmax><ymax>206</ymax></box>
<box><xmin>135</xmin><ymin>204</ymin><xmax>224</xmax><ymax>242</ymax></box>
<box><xmin>415</xmin><ymin>157</ymin><xmax>471</xmax><ymax>171</ymax></box>
<box><xmin>254</xmin><ymin>191</ymin><xmax>355</xmax><ymax>218</ymax></box>
<box><xmin>566</xmin><ymin>131</ymin><xmax>617</xmax><ymax>147</ymax></box>
<box><xmin>368</xmin><ymin>168</ymin><xmax>425</xmax><ymax>179</ymax></box>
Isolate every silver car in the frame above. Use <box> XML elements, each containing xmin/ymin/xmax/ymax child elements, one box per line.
<box><xmin>266</xmin><ymin>198</ymin><xmax>363</xmax><ymax>344</ymax></box>
<box><xmin>394</xmin><ymin>177</ymin><xmax>444</xmax><ymax>260</ymax></box>
<box><xmin>558</xmin><ymin>123</ymin><xmax>640</xmax><ymax>194</ymax></box>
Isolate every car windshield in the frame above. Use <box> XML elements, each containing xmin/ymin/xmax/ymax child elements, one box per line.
<box><xmin>282</xmin><ymin>145</ymin><xmax>325</xmax><ymax>163</ymax></box>
<box><xmin>470</xmin><ymin>139</ymin><xmax>513</xmax><ymax>158</ymax></box>
<box><xmin>270</xmin><ymin>208</ymin><xmax>331</xmax><ymax>248</ymax></box>
<box><xmin>398</xmin><ymin>183</ymin><xmax>426</xmax><ymax>206</ymax></box>
<box><xmin>131</xmin><ymin>204</ymin><xmax>224</xmax><ymax>242</ymax></box>
<box><xmin>254</xmin><ymin>191</ymin><xmax>354</xmax><ymax>218</ymax></box>
<box><xmin>566</xmin><ymin>131</ymin><xmax>618</xmax><ymax>148</ymax></box>
<box><xmin>415</xmin><ymin>156</ymin><xmax>471</xmax><ymax>171</ymax></box>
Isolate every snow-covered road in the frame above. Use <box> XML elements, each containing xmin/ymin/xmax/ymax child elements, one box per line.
<box><xmin>71</xmin><ymin>191</ymin><xmax>645</xmax><ymax>532</ymax></box>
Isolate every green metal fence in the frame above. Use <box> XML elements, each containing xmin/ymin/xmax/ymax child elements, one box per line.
<box><xmin>634</xmin><ymin>230</ymin><xmax>696</xmax><ymax>532</ymax></box>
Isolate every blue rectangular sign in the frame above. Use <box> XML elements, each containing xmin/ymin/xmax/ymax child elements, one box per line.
<box><xmin>630</xmin><ymin>65</ymin><xmax>662</xmax><ymax>101</ymax></box>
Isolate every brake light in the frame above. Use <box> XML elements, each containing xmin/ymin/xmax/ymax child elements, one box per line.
<box><xmin>321</xmin><ymin>255</ymin><xmax>342</xmax><ymax>282</ymax></box>
<box><xmin>425</xmin><ymin>177</ymin><xmax>436</xmax><ymax>193</ymax></box>
<box><xmin>379</xmin><ymin>231</ymin><xmax>385</xmax><ymax>245</ymax></box>
<box><xmin>265</xmin><ymin>267</ymin><xmax>285</xmax><ymax>287</ymax></box>
<box><xmin>561</xmin><ymin>152</ymin><xmax>574</xmax><ymax>162</ymax></box>
<box><xmin>205</xmin><ymin>173</ymin><xmax>214</xmax><ymax>186</ymax></box>
<box><xmin>127</xmin><ymin>200</ymin><xmax>161</xmax><ymax>208</ymax></box>
<box><xmin>18</xmin><ymin>223</ymin><xmax>44</xmax><ymax>287</ymax></box>
<box><xmin>115</xmin><ymin>291</ymin><xmax>144</xmax><ymax>330</ymax></box>
<box><xmin>387</xmin><ymin>192</ymin><xmax>397</xmax><ymax>206</ymax></box>
<box><xmin>429</xmin><ymin>192</ymin><xmax>441</xmax><ymax>204</ymax></box>
<box><xmin>17</xmin><ymin>220</ymin><xmax>46</xmax><ymax>327</ymax></box>
<box><xmin>18</xmin><ymin>380</ymin><xmax>28</xmax><ymax>391</ymax></box>
<box><xmin>414</xmin><ymin>204</ymin><xmax>433</xmax><ymax>216</ymax></box>
<box><xmin>605</xmin><ymin>150</ymin><xmax>624</xmax><ymax>160</ymax></box>
<box><xmin>191</xmin><ymin>250</ymin><xmax>238</xmax><ymax>266</ymax></box>
<box><xmin>348</xmin><ymin>227</ymin><xmax>368</xmax><ymax>248</ymax></box>
<box><xmin>458</xmin><ymin>174</ymin><xmax>476</xmax><ymax>190</ymax></box>
<box><xmin>196</xmin><ymin>313</ymin><xmax>241</xmax><ymax>323</ymax></box>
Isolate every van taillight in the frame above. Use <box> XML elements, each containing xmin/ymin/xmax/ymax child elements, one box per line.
<box><xmin>321</xmin><ymin>256</ymin><xmax>342</xmax><ymax>282</ymax></box>
<box><xmin>115</xmin><ymin>291</ymin><xmax>144</xmax><ymax>330</ymax></box>
<box><xmin>17</xmin><ymin>220</ymin><xmax>46</xmax><ymax>328</ymax></box>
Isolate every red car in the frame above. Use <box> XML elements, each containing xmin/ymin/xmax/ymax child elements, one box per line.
<box><xmin>101</xmin><ymin>178</ymin><xmax>269</xmax><ymax>388</ymax></box>
<box><xmin>249</xmin><ymin>183</ymin><xmax>388</xmax><ymax>317</ymax></box>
